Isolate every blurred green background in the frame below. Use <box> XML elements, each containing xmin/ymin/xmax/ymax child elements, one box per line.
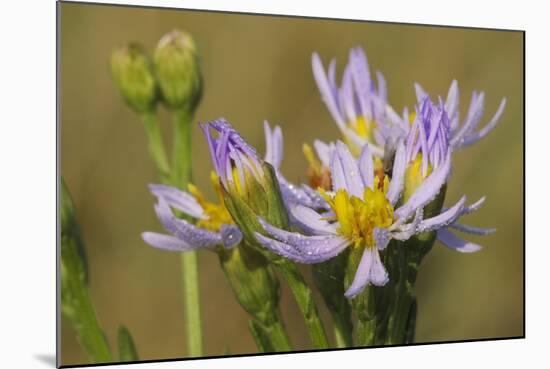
<box><xmin>59</xmin><ymin>2</ymin><xmax>524</xmax><ymax>366</ymax></box>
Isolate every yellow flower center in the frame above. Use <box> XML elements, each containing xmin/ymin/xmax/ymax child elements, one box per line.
<box><xmin>188</xmin><ymin>172</ymin><xmax>233</xmax><ymax>232</ymax></box>
<box><xmin>319</xmin><ymin>175</ymin><xmax>394</xmax><ymax>248</ymax></box>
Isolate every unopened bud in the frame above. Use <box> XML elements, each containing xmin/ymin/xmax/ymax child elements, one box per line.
<box><xmin>110</xmin><ymin>43</ymin><xmax>157</xmax><ymax>113</ymax></box>
<box><xmin>154</xmin><ymin>30</ymin><xmax>202</xmax><ymax>112</ymax></box>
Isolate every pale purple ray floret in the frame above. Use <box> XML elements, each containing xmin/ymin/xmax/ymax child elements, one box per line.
<box><xmin>141</xmin><ymin>184</ymin><xmax>242</xmax><ymax>252</ymax></box>
<box><xmin>255</xmin><ymin>140</ymin><xmax>463</xmax><ymax>298</ymax></box>
<box><xmin>414</xmin><ymin>80</ymin><xmax>507</xmax><ymax>150</ymax></box>
<box><xmin>312</xmin><ymin>47</ymin><xmax>391</xmax><ymax>156</ymax></box>
<box><xmin>263</xmin><ymin>121</ymin><xmax>329</xmax><ymax>210</ymax></box>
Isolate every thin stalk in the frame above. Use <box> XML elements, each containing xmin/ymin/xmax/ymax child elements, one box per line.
<box><xmin>278</xmin><ymin>261</ymin><xmax>329</xmax><ymax>349</ymax></box>
<box><xmin>140</xmin><ymin>110</ymin><xmax>170</xmax><ymax>183</ymax></box>
<box><xmin>355</xmin><ymin>319</ymin><xmax>376</xmax><ymax>346</ymax></box>
<box><xmin>332</xmin><ymin>312</ymin><xmax>353</xmax><ymax>348</ymax></box>
<box><xmin>248</xmin><ymin>315</ymin><xmax>292</xmax><ymax>352</ymax></box>
<box><xmin>171</xmin><ymin>108</ymin><xmax>203</xmax><ymax>357</ymax></box>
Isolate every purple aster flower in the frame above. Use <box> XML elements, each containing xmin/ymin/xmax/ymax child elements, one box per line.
<box><xmin>254</xmin><ymin>140</ymin><xmax>458</xmax><ymax>298</ymax></box>
<box><xmin>414</xmin><ymin>80</ymin><xmax>506</xmax><ymax>150</ymax></box>
<box><xmin>141</xmin><ymin>181</ymin><xmax>242</xmax><ymax>252</ymax></box>
<box><xmin>403</xmin><ymin>96</ymin><xmax>496</xmax><ymax>252</ymax></box>
<box><xmin>312</xmin><ymin>47</ymin><xmax>392</xmax><ymax>157</ymax></box>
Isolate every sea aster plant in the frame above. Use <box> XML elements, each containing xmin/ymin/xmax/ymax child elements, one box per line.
<box><xmin>255</xmin><ymin>140</ymin><xmax>461</xmax><ymax>298</ymax></box>
<box><xmin>312</xmin><ymin>47</ymin><xmax>391</xmax><ymax>157</ymax></box>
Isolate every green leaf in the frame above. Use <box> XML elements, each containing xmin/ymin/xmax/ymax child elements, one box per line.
<box><xmin>117</xmin><ymin>325</ymin><xmax>139</xmax><ymax>362</ymax></box>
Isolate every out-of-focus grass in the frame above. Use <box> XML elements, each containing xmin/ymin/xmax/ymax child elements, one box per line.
<box><xmin>60</xmin><ymin>3</ymin><xmax>523</xmax><ymax>365</ymax></box>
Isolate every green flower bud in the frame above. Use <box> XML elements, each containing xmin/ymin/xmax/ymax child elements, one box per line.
<box><xmin>222</xmin><ymin>162</ymin><xmax>290</xmax><ymax>252</ymax></box>
<box><xmin>110</xmin><ymin>43</ymin><xmax>158</xmax><ymax>113</ymax></box>
<box><xmin>154</xmin><ymin>30</ymin><xmax>203</xmax><ymax>112</ymax></box>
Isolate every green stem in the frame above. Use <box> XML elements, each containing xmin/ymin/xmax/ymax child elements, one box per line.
<box><xmin>248</xmin><ymin>316</ymin><xmax>292</xmax><ymax>352</ymax></box>
<box><xmin>180</xmin><ymin>251</ymin><xmax>202</xmax><ymax>356</ymax></box>
<box><xmin>356</xmin><ymin>319</ymin><xmax>376</xmax><ymax>346</ymax></box>
<box><xmin>278</xmin><ymin>261</ymin><xmax>329</xmax><ymax>349</ymax></box>
<box><xmin>332</xmin><ymin>313</ymin><xmax>354</xmax><ymax>348</ymax></box>
<box><xmin>140</xmin><ymin>110</ymin><xmax>170</xmax><ymax>183</ymax></box>
<box><xmin>312</xmin><ymin>256</ymin><xmax>353</xmax><ymax>348</ymax></box>
<box><xmin>171</xmin><ymin>108</ymin><xmax>203</xmax><ymax>357</ymax></box>
<box><xmin>171</xmin><ymin>109</ymin><xmax>193</xmax><ymax>188</ymax></box>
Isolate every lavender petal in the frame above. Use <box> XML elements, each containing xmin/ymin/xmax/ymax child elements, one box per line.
<box><xmin>437</xmin><ymin>228</ymin><xmax>482</xmax><ymax>253</ymax></box>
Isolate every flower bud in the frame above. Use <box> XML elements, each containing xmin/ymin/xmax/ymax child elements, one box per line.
<box><xmin>154</xmin><ymin>30</ymin><xmax>203</xmax><ymax>112</ymax></box>
<box><xmin>110</xmin><ymin>43</ymin><xmax>157</xmax><ymax>113</ymax></box>
<box><xmin>201</xmin><ymin>119</ymin><xmax>289</xmax><ymax>247</ymax></box>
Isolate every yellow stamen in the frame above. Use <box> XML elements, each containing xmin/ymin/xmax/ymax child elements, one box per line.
<box><xmin>322</xmin><ymin>177</ymin><xmax>394</xmax><ymax>248</ymax></box>
<box><xmin>188</xmin><ymin>174</ymin><xmax>233</xmax><ymax>232</ymax></box>
<box><xmin>409</xmin><ymin>111</ymin><xmax>417</xmax><ymax>126</ymax></box>
<box><xmin>403</xmin><ymin>154</ymin><xmax>432</xmax><ymax>202</ymax></box>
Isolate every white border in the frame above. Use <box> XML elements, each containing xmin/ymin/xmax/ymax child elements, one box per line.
<box><xmin>1</xmin><ymin>1</ymin><xmax>546</xmax><ymax>368</ymax></box>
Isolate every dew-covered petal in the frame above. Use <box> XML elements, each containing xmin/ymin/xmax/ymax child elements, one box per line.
<box><xmin>395</xmin><ymin>151</ymin><xmax>451</xmax><ymax>221</ymax></box>
<box><xmin>142</xmin><ymin>232</ymin><xmax>207</xmax><ymax>252</ymax></box>
<box><xmin>460</xmin><ymin>196</ymin><xmax>486</xmax><ymax>215</ymax></box>
<box><xmin>278</xmin><ymin>175</ymin><xmax>326</xmax><ymax>209</ymax></box>
<box><xmin>358</xmin><ymin>144</ymin><xmax>374</xmax><ymax>190</ymax></box>
<box><xmin>259</xmin><ymin>218</ymin><xmax>346</xmax><ymax>253</ymax></box>
<box><xmin>450</xmin><ymin>91</ymin><xmax>485</xmax><ymax>147</ymax></box>
<box><xmin>437</xmin><ymin>228</ymin><xmax>482</xmax><ymax>253</ymax></box>
<box><xmin>417</xmin><ymin>196</ymin><xmax>466</xmax><ymax>232</ymax></box>
<box><xmin>154</xmin><ymin>199</ymin><xmax>221</xmax><ymax>249</ymax></box>
<box><xmin>254</xmin><ymin>232</ymin><xmax>349</xmax><ymax>264</ymax></box>
<box><xmin>445</xmin><ymin>80</ymin><xmax>459</xmax><ymax>122</ymax></box>
<box><xmin>386</xmin><ymin>140</ymin><xmax>406</xmax><ymax>205</ymax></box>
<box><xmin>149</xmin><ymin>184</ymin><xmax>206</xmax><ymax>220</ymax></box>
<box><xmin>312</xmin><ymin>53</ymin><xmax>346</xmax><ymax>130</ymax></box>
<box><xmin>459</xmin><ymin>98</ymin><xmax>507</xmax><ymax>148</ymax></box>
<box><xmin>391</xmin><ymin>208</ymin><xmax>424</xmax><ymax>240</ymax></box>
<box><xmin>263</xmin><ymin>121</ymin><xmax>284</xmax><ymax>170</ymax></box>
<box><xmin>344</xmin><ymin>248</ymin><xmax>389</xmax><ymax>299</ymax></box>
<box><xmin>374</xmin><ymin>228</ymin><xmax>391</xmax><ymax>251</ymax></box>
<box><xmin>331</xmin><ymin>141</ymin><xmax>364</xmax><ymax>197</ymax></box>
<box><xmin>289</xmin><ymin>204</ymin><xmax>338</xmax><ymax>235</ymax></box>
<box><xmin>220</xmin><ymin>224</ymin><xmax>243</xmax><ymax>249</ymax></box>
<box><xmin>349</xmin><ymin>47</ymin><xmax>372</xmax><ymax>118</ymax></box>
<box><xmin>448</xmin><ymin>223</ymin><xmax>496</xmax><ymax>235</ymax></box>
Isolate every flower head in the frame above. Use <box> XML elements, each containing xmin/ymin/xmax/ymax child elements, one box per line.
<box><xmin>255</xmin><ymin>140</ymin><xmax>458</xmax><ymax>298</ymax></box>
<box><xmin>141</xmin><ymin>174</ymin><xmax>242</xmax><ymax>253</ymax></box>
<box><xmin>312</xmin><ymin>47</ymin><xmax>391</xmax><ymax>157</ymax></box>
